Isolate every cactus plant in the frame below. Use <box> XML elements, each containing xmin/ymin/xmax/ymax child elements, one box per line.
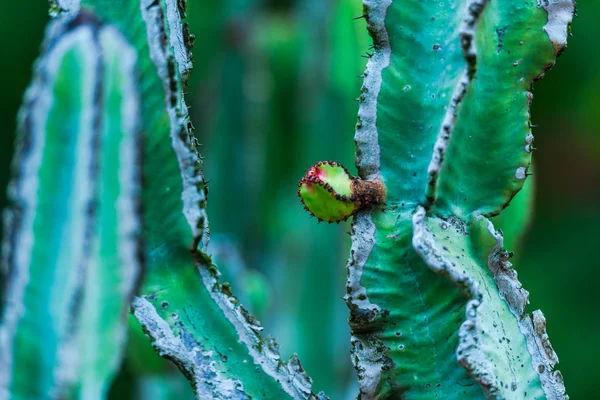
<box><xmin>1</xmin><ymin>0</ymin><xmax>322</xmax><ymax>398</ymax></box>
<box><xmin>0</xmin><ymin>12</ymin><xmax>143</xmax><ymax>398</ymax></box>
<box><xmin>0</xmin><ymin>0</ymin><xmax>575</xmax><ymax>399</ymax></box>
<box><xmin>343</xmin><ymin>0</ymin><xmax>575</xmax><ymax>398</ymax></box>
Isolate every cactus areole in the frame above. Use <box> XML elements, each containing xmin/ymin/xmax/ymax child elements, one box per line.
<box><xmin>298</xmin><ymin>161</ymin><xmax>386</xmax><ymax>223</ymax></box>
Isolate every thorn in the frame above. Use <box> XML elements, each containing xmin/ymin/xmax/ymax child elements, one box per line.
<box><xmin>354</xmin><ymin>97</ymin><xmax>361</xmax><ymax>102</ymax></box>
<box><xmin>529</xmin><ymin>123</ymin><xmax>538</xmax><ymax>128</ymax></box>
<box><xmin>353</xmin><ymin>15</ymin><xmax>365</xmax><ymax>20</ymax></box>
<box><xmin>189</xmin><ymin>236</ymin><xmax>201</xmax><ymax>253</ymax></box>
<box><xmin>357</xmin><ymin>74</ymin><xmax>365</xmax><ymax>78</ymax></box>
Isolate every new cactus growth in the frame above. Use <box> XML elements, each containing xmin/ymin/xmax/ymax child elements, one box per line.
<box><xmin>298</xmin><ymin>161</ymin><xmax>385</xmax><ymax>223</ymax></box>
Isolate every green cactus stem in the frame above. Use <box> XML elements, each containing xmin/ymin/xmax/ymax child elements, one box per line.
<box><xmin>298</xmin><ymin>161</ymin><xmax>385</xmax><ymax>223</ymax></box>
<box><xmin>343</xmin><ymin>0</ymin><xmax>575</xmax><ymax>398</ymax></box>
<box><xmin>1</xmin><ymin>1</ymin><xmax>326</xmax><ymax>399</ymax></box>
<box><xmin>0</xmin><ymin>12</ymin><xmax>142</xmax><ymax>398</ymax></box>
<box><xmin>73</xmin><ymin>0</ymin><xmax>325</xmax><ymax>398</ymax></box>
<box><xmin>0</xmin><ymin>0</ymin><xmax>577</xmax><ymax>398</ymax></box>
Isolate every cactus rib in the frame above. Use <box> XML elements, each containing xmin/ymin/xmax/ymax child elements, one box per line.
<box><xmin>127</xmin><ymin>0</ymin><xmax>324</xmax><ymax>398</ymax></box>
<box><xmin>344</xmin><ymin>1</ymin><xmax>392</xmax><ymax>396</ymax></box>
<box><xmin>0</xmin><ymin>14</ymin><xmax>143</xmax><ymax>398</ymax></box>
<box><xmin>425</xmin><ymin>0</ymin><xmax>489</xmax><ymax>204</ymax></box>
<box><xmin>345</xmin><ymin>0</ymin><xmax>575</xmax><ymax>398</ymax></box>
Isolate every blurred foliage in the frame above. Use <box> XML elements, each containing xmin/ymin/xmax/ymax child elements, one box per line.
<box><xmin>0</xmin><ymin>0</ymin><xmax>597</xmax><ymax>398</ymax></box>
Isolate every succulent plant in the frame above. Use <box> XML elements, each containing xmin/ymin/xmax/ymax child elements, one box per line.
<box><xmin>0</xmin><ymin>0</ymin><xmax>576</xmax><ymax>399</ymax></box>
<box><xmin>342</xmin><ymin>0</ymin><xmax>575</xmax><ymax>398</ymax></box>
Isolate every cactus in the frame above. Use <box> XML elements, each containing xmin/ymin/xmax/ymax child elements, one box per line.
<box><xmin>0</xmin><ymin>13</ymin><xmax>143</xmax><ymax>398</ymax></box>
<box><xmin>1</xmin><ymin>0</ymin><xmax>323</xmax><ymax>399</ymax></box>
<box><xmin>343</xmin><ymin>0</ymin><xmax>575</xmax><ymax>398</ymax></box>
<box><xmin>0</xmin><ymin>0</ymin><xmax>575</xmax><ymax>399</ymax></box>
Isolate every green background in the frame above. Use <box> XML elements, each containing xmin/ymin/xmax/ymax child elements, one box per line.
<box><xmin>0</xmin><ymin>0</ymin><xmax>597</xmax><ymax>398</ymax></box>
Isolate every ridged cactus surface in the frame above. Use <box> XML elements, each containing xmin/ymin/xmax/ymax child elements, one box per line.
<box><xmin>0</xmin><ymin>0</ymin><xmax>575</xmax><ymax>399</ymax></box>
<box><xmin>1</xmin><ymin>1</ymin><xmax>322</xmax><ymax>399</ymax></box>
<box><xmin>0</xmin><ymin>13</ymin><xmax>142</xmax><ymax>398</ymax></box>
<box><xmin>344</xmin><ymin>0</ymin><xmax>574</xmax><ymax>398</ymax></box>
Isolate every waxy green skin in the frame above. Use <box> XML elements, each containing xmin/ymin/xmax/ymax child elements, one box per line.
<box><xmin>434</xmin><ymin>0</ymin><xmax>556</xmax><ymax>217</ymax></box>
<box><xmin>2</xmin><ymin>24</ymin><xmax>102</xmax><ymax>398</ymax></box>
<box><xmin>348</xmin><ymin>1</ymin><xmax>480</xmax><ymax>396</ymax></box>
<box><xmin>0</xmin><ymin>0</ymin><xmax>573</xmax><ymax>398</ymax></box>
<box><xmin>0</xmin><ymin>15</ymin><xmax>142</xmax><ymax>398</ymax></box>
<box><xmin>80</xmin><ymin>1</ymin><xmax>320</xmax><ymax>399</ymax></box>
<box><xmin>346</xmin><ymin>0</ymin><xmax>573</xmax><ymax>399</ymax></box>
<box><xmin>2</xmin><ymin>1</ymin><xmax>322</xmax><ymax>399</ymax></box>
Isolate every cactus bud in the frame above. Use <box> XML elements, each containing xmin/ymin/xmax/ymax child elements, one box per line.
<box><xmin>297</xmin><ymin>161</ymin><xmax>386</xmax><ymax>223</ymax></box>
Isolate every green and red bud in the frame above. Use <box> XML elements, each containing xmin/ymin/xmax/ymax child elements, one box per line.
<box><xmin>297</xmin><ymin>161</ymin><xmax>386</xmax><ymax>223</ymax></box>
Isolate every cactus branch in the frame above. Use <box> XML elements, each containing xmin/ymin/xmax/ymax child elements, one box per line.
<box><xmin>342</xmin><ymin>0</ymin><xmax>575</xmax><ymax>398</ymax></box>
<box><xmin>0</xmin><ymin>14</ymin><xmax>143</xmax><ymax>398</ymax></box>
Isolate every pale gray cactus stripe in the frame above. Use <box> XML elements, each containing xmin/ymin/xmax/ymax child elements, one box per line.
<box><xmin>140</xmin><ymin>0</ymin><xmax>209</xmax><ymax>251</ymax></box>
<box><xmin>413</xmin><ymin>207</ymin><xmax>545</xmax><ymax>400</ymax></box>
<box><xmin>0</xmin><ymin>22</ymin><xmax>101</xmax><ymax>398</ymax></box>
<box><xmin>353</xmin><ymin>0</ymin><xmax>390</xmax><ymax>182</ymax></box>
<box><xmin>139</xmin><ymin>2</ymin><xmax>318</xmax><ymax>398</ymax></box>
<box><xmin>412</xmin><ymin>207</ymin><xmax>496</xmax><ymax>397</ymax></box>
<box><xmin>164</xmin><ymin>0</ymin><xmax>193</xmax><ymax>77</ymax></box>
<box><xmin>105</xmin><ymin>26</ymin><xmax>143</xmax><ymax>336</ymax></box>
<box><xmin>132</xmin><ymin>297</ymin><xmax>252</xmax><ymax>400</ymax></box>
<box><xmin>345</xmin><ymin>0</ymin><xmax>391</xmax><ymax>396</ymax></box>
<box><xmin>413</xmin><ymin>208</ymin><xmax>557</xmax><ymax>399</ymax></box>
<box><xmin>195</xmin><ymin>266</ymin><xmax>317</xmax><ymax>399</ymax></box>
<box><xmin>77</xmin><ymin>25</ymin><xmax>143</xmax><ymax>398</ymax></box>
<box><xmin>484</xmin><ymin>219</ymin><xmax>567</xmax><ymax>399</ymax></box>
<box><xmin>537</xmin><ymin>0</ymin><xmax>575</xmax><ymax>54</ymax></box>
<box><xmin>52</xmin><ymin>24</ymin><xmax>103</xmax><ymax>397</ymax></box>
<box><xmin>425</xmin><ymin>0</ymin><xmax>490</xmax><ymax>203</ymax></box>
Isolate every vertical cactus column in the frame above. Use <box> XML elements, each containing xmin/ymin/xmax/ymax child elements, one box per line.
<box><xmin>0</xmin><ymin>14</ymin><xmax>142</xmax><ymax>398</ymax></box>
<box><xmin>1</xmin><ymin>1</ymin><xmax>324</xmax><ymax>399</ymax></box>
<box><xmin>343</xmin><ymin>0</ymin><xmax>575</xmax><ymax>398</ymax></box>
